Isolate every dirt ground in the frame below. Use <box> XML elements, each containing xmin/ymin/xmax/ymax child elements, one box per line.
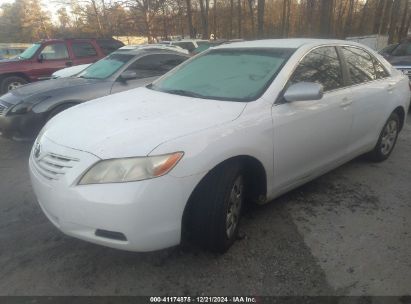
<box><xmin>0</xmin><ymin>112</ymin><xmax>410</xmax><ymax>296</ymax></box>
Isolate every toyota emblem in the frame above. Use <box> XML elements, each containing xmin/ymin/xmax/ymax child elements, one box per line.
<box><xmin>34</xmin><ymin>143</ymin><xmax>41</xmax><ymax>159</ymax></box>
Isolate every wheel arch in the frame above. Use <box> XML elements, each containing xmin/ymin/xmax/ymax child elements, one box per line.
<box><xmin>181</xmin><ymin>155</ymin><xmax>267</xmax><ymax>239</ymax></box>
<box><xmin>393</xmin><ymin>106</ymin><xmax>406</xmax><ymax>131</ymax></box>
<box><xmin>0</xmin><ymin>72</ymin><xmax>30</xmax><ymax>83</ymax></box>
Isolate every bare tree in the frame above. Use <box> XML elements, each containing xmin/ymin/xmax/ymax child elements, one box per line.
<box><xmin>319</xmin><ymin>0</ymin><xmax>334</xmax><ymax>38</ymax></box>
<box><xmin>185</xmin><ymin>0</ymin><xmax>195</xmax><ymax>38</ymax></box>
<box><xmin>388</xmin><ymin>0</ymin><xmax>401</xmax><ymax>43</ymax></box>
<box><xmin>257</xmin><ymin>0</ymin><xmax>264</xmax><ymax>38</ymax></box>
<box><xmin>281</xmin><ymin>0</ymin><xmax>290</xmax><ymax>37</ymax></box>
<box><xmin>198</xmin><ymin>0</ymin><xmax>210</xmax><ymax>38</ymax></box>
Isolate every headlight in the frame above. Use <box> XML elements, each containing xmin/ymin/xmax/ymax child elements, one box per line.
<box><xmin>79</xmin><ymin>152</ymin><xmax>184</xmax><ymax>185</ymax></box>
<box><xmin>9</xmin><ymin>96</ymin><xmax>49</xmax><ymax>115</ymax></box>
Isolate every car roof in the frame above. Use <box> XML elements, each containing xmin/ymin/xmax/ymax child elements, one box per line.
<box><xmin>114</xmin><ymin>48</ymin><xmax>190</xmax><ymax>57</ymax></box>
<box><xmin>36</xmin><ymin>38</ymin><xmax>120</xmax><ymax>43</ymax></box>
<box><xmin>215</xmin><ymin>38</ymin><xmax>366</xmax><ymax>50</ymax></box>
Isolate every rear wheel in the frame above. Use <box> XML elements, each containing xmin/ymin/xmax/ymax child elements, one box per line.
<box><xmin>0</xmin><ymin>76</ymin><xmax>28</xmax><ymax>94</ymax></box>
<box><xmin>368</xmin><ymin>112</ymin><xmax>400</xmax><ymax>162</ymax></box>
<box><xmin>185</xmin><ymin>162</ymin><xmax>245</xmax><ymax>253</ymax></box>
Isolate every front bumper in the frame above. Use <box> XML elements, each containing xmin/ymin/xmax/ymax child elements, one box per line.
<box><xmin>0</xmin><ymin>110</ymin><xmax>45</xmax><ymax>140</ymax></box>
<box><xmin>29</xmin><ymin>136</ymin><xmax>203</xmax><ymax>252</ymax></box>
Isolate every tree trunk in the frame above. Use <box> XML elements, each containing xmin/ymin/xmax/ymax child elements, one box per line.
<box><xmin>306</xmin><ymin>0</ymin><xmax>316</xmax><ymax>36</ymax></box>
<box><xmin>380</xmin><ymin>0</ymin><xmax>393</xmax><ymax>35</ymax></box>
<box><xmin>398</xmin><ymin>0</ymin><xmax>409</xmax><ymax>41</ymax></box>
<box><xmin>281</xmin><ymin>0</ymin><xmax>290</xmax><ymax>37</ymax></box>
<box><xmin>374</xmin><ymin>0</ymin><xmax>386</xmax><ymax>33</ymax></box>
<box><xmin>319</xmin><ymin>0</ymin><xmax>334</xmax><ymax>38</ymax></box>
<box><xmin>237</xmin><ymin>0</ymin><xmax>242</xmax><ymax>38</ymax></box>
<box><xmin>199</xmin><ymin>0</ymin><xmax>209</xmax><ymax>39</ymax></box>
<box><xmin>343</xmin><ymin>0</ymin><xmax>355</xmax><ymax>38</ymax></box>
<box><xmin>388</xmin><ymin>0</ymin><xmax>401</xmax><ymax>43</ymax></box>
<box><xmin>257</xmin><ymin>0</ymin><xmax>265</xmax><ymax>38</ymax></box>
<box><xmin>358</xmin><ymin>0</ymin><xmax>369</xmax><ymax>35</ymax></box>
<box><xmin>186</xmin><ymin>0</ymin><xmax>195</xmax><ymax>38</ymax></box>
<box><xmin>230</xmin><ymin>0</ymin><xmax>233</xmax><ymax>39</ymax></box>
<box><xmin>247</xmin><ymin>0</ymin><xmax>255</xmax><ymax>38</ymax></box>
<box><xmin>213</xmin><ymin>0</ymin><xmax>217</xmax><ymax>39</ymax></box>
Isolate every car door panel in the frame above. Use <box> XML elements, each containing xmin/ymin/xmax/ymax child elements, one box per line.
<box><xmin>272</xmin><ymin>89</ymin><xmax>352</xmax><ymax>190</ymax></box>
<box><xmin>341</xmin><ymin>46</ymin><xmax>393</xmax><ymax>154</ymax></box>
<box><xmin>272</xmin><ymin>46</ymin><xmax>353</xmax><ymax>190</ymax></box>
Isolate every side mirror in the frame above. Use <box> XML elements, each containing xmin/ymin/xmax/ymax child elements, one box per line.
<box><xmin>120</xmin><ymin>70</ymin><xmax>137</xmax><ymax>81</ymax></box>
<box><xmin>283</xmin><ymin>82</ymin><xmax>324</xmax><ymax>102</ymax></box>
<box><xmin>38</xmin><ymin>54</ymin><xmax>44</xmax><ymax>63</ymax></box>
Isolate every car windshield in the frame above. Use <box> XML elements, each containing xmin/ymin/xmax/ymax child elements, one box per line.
<box><xmin>18</xmin><ymin>44</ymin><xmax>41</xmax><ymax>59</ymax></box>
<box><xmin>77</xmin><ymin>53</ymin><xmax>134</xmax><ymax>79</ymax></box>
<box><xmin>149</xmin><ymin>48</ymin><xmax>295</xmax><ymax>102</ymax></box>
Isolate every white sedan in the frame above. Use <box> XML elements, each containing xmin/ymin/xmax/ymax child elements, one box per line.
<box><xmin>29</xmin><ymin>39</ymin><xmax>410</xmax><ymax>253</ymax></box>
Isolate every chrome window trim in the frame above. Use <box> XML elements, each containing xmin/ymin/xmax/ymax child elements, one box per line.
<box><xmin>274</xmin><ymin>43</ymin><xmax>393</xmax><ymax>106</ymax></box>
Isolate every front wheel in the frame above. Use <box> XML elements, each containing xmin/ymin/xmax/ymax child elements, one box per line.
<box><xmin>185</xmin><ymin>162</ymin><xmax>245</xmax><ymax>253</ymax></box>
<box><xmin>368</xmin><ymin>112</ymin><xmax>400</xmax><ymax>162</ymax></box>
<box><xmin>0</xmin><ymin>76</ymin><xmax>28</xmax><ymax>94</ymax></box>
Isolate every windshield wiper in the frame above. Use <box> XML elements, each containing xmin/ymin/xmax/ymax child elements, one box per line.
<box><xmin>163</xmin><ymin>89</ymin><xmax>206</xmax><ymax>98</ymax></box>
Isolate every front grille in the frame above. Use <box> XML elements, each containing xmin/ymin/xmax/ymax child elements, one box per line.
<box><xmin>397</xmin><ymin>68</ymin><xmax>411</xmax><ymax>79</ymax></box>
<box><xmin>33</xmin><ymin>152</ymin><xmax>79</xmax><ymax>180</ymax></box>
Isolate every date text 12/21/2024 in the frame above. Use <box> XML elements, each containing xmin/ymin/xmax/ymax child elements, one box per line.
<box><xmin>149</xmin><ymin>297</ymin><xmax>257</xmax><ymax>303</ymax></box>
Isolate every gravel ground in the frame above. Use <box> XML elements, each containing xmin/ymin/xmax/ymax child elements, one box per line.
<box><xmin>0</xmin><ymin>112</ymin><xmax>410</xmax><ymax>296</ymax></box>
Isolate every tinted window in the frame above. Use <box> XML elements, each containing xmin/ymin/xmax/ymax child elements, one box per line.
<box><xmin>391</xmin><ymin>42</ymin><xmax>411</xmax><ymax>56</ymax></box>
<box><xmin>342</xmin><ymin>47</ymin><xmax>377</xmax><ymax>84</ymax></box>
<box><xmin>290</xmin><ymin>46</ymin><xmax>343</xmax><ymax>91</ymax></box>
<box><xmin>78</xmin><ymin>53</ymin><xmax>133</xmax><ymax>79</ymax></box>
<box><xmin>72</xmin><ymin>42</ymin><xmax>97</xmax><ymax>58</ymax></box>
<box><xmin>97</xmin><ymin>39</ymin><xmax>124</xmax><ymax>55</ymax></box>
<box><xmin>374</xmin><ymin>58</ymin><xmax>390</xmax><ymax>79</ymax></box>
<box><xmin>150</xmin><ymin>48</ymin><xmax>295</xmax><ymax>101</ymax></box>
<box><xmin>173</xmin><ymin>42</ymin><xmax>196</xmax><ymax>52</ymax></box>
<box><xmin>40</xmin><ymin>43</ymin><xmax>69</xmax><ymax>60</ymax></box>
<box><xmin>127</xmin><ymin>54</ymin><xmax>187</xmax><ymax>79</ymax></box>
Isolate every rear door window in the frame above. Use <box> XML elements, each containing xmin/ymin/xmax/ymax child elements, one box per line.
<box><xmin>72</xmin><ymin>42</ymin><xmax>97</xmax><ymax>58</ymax></box>
<box><xmin>342</xmin><ymin>47</ymin><xmax>378</xmax><ymax>84</ymax></box>
<box><xmin>127</xmin><ymin>54</ymin><xmax>187</xmax><ymax>79</ymax></box>
<box><xmin>290</xmin><ymin>46</ymin><xmax>343</xmax><ymax>92</ymax></box>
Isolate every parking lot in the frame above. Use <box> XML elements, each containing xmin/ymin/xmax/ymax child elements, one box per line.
<box><xmin>0</xmin><ymin>112</ymin><xmax>410</xmax><ymax>296</ymax></box>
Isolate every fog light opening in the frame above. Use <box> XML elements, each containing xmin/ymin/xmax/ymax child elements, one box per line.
<box><xmin>95</xmin><ymin>229</ymin><xmax>127</xmax><ymax>241</ymax></box>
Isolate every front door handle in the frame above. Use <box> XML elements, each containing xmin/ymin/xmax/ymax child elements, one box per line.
<box><xmin>340</xmin><ymin>97</ymin><xmax>353</xmax><ymax>108</ymax></box>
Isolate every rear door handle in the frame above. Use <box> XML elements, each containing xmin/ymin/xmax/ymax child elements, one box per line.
<box><xmin>340</xmin><ymin>97</ymin><xmax>353</xmax><ymax>108</ymax></box>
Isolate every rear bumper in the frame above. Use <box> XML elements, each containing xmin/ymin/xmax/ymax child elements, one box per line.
<box><xmin>0</xmin><ymin>111</ymin><xmax>45</xmax><ymax>140</ymax></box>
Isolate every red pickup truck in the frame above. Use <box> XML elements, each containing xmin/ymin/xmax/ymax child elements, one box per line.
<box><xmin>0</xmin><ymin>38</ymin><xmax>124</xmax><ymax>94</ymax></box>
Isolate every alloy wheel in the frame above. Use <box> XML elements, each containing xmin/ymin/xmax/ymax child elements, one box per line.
<box><xmin>226</xmin><ymin>175</ymin><xmax>244</xmax><ymax>239</ymax></box>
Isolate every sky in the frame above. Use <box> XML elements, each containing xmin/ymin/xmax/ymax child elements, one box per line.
<box><xmin>0</xmin><ymin>0</ymin><xmax>61</xmax><ymax>21</ymax></box>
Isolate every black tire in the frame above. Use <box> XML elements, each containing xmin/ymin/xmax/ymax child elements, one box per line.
<box><xmin>185</xmin><ymin>161</ymin><xmax>245</xmax><ymax>253</ymax></box>
<box><xmin>0</xmin><ymin>76</ymin><xmax>28</xmax><ymax>94</ymax></box>
<box><xmin>47</xmin><ymin>103</ymin><xmax>76</xmax><ymax>122</ymax></box>
<box><xmin>368</xmin><ymin>112</ymin><xmax>400</xmax><ymax>162</ymax></box>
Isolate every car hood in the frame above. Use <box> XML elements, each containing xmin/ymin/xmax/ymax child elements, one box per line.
<box><xmin>0</xmin><ymin>57</ymin><xmax>26</xmax><ymax>69</ymax></box>
<box><xmin>42</xmin><ymin>87</ymin><xmax>247</xmax><ymax>159</ymax></box>
<box><xmin>385</xmin><ymin>55</ymin><xmax>411</xmax><ymax>66</ymax></box>
<box><xmin>0</xmin><ymin>77</ymin><xmax>101</xmax><ymax>105</ymax></box>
